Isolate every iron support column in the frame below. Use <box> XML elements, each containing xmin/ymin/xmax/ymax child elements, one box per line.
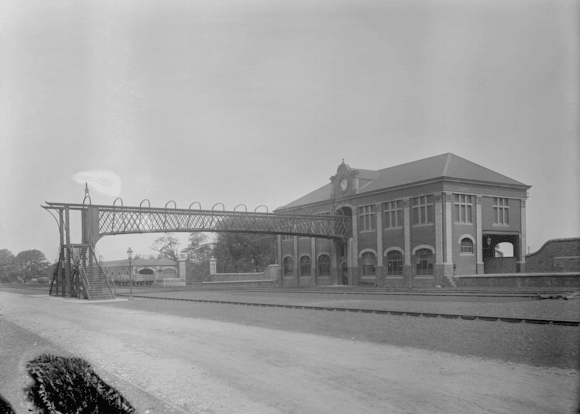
<box><xmin>65</xmin><ymin>206</ymin><xmax>72</xmax><ymax>298</ymax></box>
<box><xmin>58</xmin><ymin>209</ymin><xmax>64</xmax><ymax>297</ymax></box>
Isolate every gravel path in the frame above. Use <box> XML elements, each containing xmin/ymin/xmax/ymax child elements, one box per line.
<box><xmin>126</xmin><ymin>289</ymin><xmax>580</xmax><ymax>321</ymax></box>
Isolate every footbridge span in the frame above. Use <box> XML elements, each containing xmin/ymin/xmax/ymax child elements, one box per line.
<box><xmin>41</xmin><ymin>197</ymin><xmax>350</xmax><ymax>300</ymax></box>
<box><xmin>43</xmin><ymin>201</ymin><xmax>350</xmax><ymax>244</ymax></box>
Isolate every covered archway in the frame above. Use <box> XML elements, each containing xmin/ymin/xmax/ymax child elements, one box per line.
<box><xmin>137</xmin><ymin>268</ymin><xmax>154</xmax><ymax>285</ymax></box>
<box><xmin>482</xmin><ymin>233</ymin><xmax>520</xmax><ymax>274</ymax></box>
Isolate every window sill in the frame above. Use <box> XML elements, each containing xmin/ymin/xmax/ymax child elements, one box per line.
<box><xmin>413</xmin><ymin>223</ymin><xmax>434</xmax><ymax>228</ymax></box>
<box><xmin>453</xmin><ymin>222</ymin><xmax>474</xmax><ymax>225</ymax></box>
<box><xmin>359</xmin><ymin>230</ymin><xmax>376</xmax><ymax>234</ymax></box>
<box><xmin>384</xmin><ymin>227</ymin><xmax>403</xmax><ymax>231</ymax></box>
<box><xmin>492</xmin><ymin>224</ymin><xmax>510</xmax><ymax>227</ymax></box>
<box><xmin>459</xmin><ymin>252</ymin><xmax>474</xmax><ymax>256</ymax></box>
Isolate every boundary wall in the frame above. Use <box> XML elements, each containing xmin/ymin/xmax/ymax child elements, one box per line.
<box><xmin>202</xmin><ymin>265</ymin><xmax>279</xmax><ymax>288</ymax></box>
<box><xmin>525</xmin><ymin>238</ymin><xmax>580</xmax><ymax>273</ymax></box>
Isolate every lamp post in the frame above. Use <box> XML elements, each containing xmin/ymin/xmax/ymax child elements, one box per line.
<box><xmin>127</xmin><ymin>247</ymin><xmax>133</xmax><ymax>300</ymax></box>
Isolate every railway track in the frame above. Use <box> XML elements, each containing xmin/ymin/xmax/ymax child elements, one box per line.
<box><xmin>4</xmin><ymin>284</ymin><xmax>579</xmax><ymax>326</ymax></box>
<box><xmin>119</xmin><ymin>294</ymin><xmax>580</xmax><ymax>327</ymax></box>
<box><xmin>6</xmin><ymin>283</ymin><xmax>577</xmax><ymax>298</ymax></box>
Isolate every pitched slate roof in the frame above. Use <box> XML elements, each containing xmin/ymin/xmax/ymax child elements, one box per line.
<box><xmin>280</xmin><ymin>183</ymin><xmax>333</xmax><ymax>210</ymax></box>
<box><xmin>361</xmin><ymin>153</ymin><xmax>527</xmax><ymax>193</ymax></box>
<box><xmin>276</xmin><ymin>153</ymin><xmax>529</xmax><ymax>211</ymax></box>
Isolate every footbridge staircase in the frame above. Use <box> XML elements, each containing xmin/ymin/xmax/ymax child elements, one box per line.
<box><xmin>49</xmin><ymin>244</ymin><xmax>115</xmax><ymax>300</ymax></box>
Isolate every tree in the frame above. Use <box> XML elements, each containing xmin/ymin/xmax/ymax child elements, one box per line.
<box><xmin>149</xmin><ymin>233</ymin><xmax>181</xmax><ymax>261</ymax></box>
<box><xmin>181</xmin><ymin>233</ymin><xmax>213</xmax><ymax>284</ymax></box>
<box><xmin>180</xmin><ymin>233</ymin><xmax>209</xmax><ymax>261</ymax></box>
<box><xmin>212</xmin><ymin>232</ymin><xmax>276</xmax><ymax>274</ymax></box>
<box><xmin>0</xmin><ymin>249</ymin><xmax>18</xmax><ymax>283</ymax></box>
<box><xmin>15</xmin><ymin>250</ymin><xmax>50</xmax><ymax>282</ymax></box>
<box><xmin>0</xmin><ymin>249</ymin><xmax>14</xmax><ymax>265</ymax></box>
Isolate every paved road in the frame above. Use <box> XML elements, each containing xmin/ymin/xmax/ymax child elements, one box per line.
<box><xmin>1</xmin><ymin>292</ymin><xmax>578</xmax><ymax>414</ymax></box>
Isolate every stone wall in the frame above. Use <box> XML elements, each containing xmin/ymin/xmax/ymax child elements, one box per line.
<box><xmin>204</xmin><ymin>265</ymin><xmax>279</xmax><ymax>283</ymax></box>
<box><xmin>526</xmin><ymin>238</ymin><xmax>580</xmax><ymax>273</ymax></box>
<box><xmin>483</xmin><ymin>257</ymin><xmax>517</xmax><ymax>274</ymax></box>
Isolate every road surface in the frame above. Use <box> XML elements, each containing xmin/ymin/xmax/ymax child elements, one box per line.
<box><xmin>0</xmin><ymin>292</ymin><xmax>577</xmax><ymax>413</ymax></box>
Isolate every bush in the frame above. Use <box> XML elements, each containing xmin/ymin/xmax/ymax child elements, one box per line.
<box><xmin>25</xmin><ymin>354</ymin><xmax>135</xmax><ymax>414</ymax></box>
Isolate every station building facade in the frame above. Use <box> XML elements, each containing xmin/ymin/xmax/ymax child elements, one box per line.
<box><xmin>275</xmin><ymin>153</ymin><xmax>530</xmax><ymax>288</ymax></box>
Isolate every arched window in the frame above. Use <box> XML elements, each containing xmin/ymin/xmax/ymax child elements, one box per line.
<box><xmin>283</xmin><ymin>257</ymin><xmax>294</xmax><ymax>276</ymax></box>
<box><xmin>387</xmin><ymin>251</ymin><xmax>403</xmax><ymax>275</ymax></box>
<box><xmin>416</xmin><ymin>249</ymin><xmax>433</xmax><ymax>275</ymax></box>
<box><xmin>460</xmin><ymin>238</ymin><xmax>474</xmax><ymax>254</ymax></box>
<box><xmin>139</xmin><ymin>268</ymin><xmax>154</xmax><ymax>274</ymax></box>
<box><xmin>318</xmin><ymin>255</ymin><xmax>331</xmax><ymax>276</ymax></box>
<box><xmin>300</xmin><ymin>256</ymin><xmax>311</xmax><ymax>276</ymax></box>
<box><xmin>361</xmin><ymin>252</ymin><xmax>376</xmax><ymax>276</ymax></box>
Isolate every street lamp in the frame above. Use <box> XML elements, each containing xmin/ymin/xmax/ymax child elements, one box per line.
<box><xmin>127</xmin><ymin>247</ymin><xmax>133</xmax><ymax>300</ymax></box>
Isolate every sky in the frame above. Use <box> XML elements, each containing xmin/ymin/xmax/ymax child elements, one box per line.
<box><xmin>1</xmin><ymin>0</ymin><xmax>579</xmax><ymax>263</ymax></box>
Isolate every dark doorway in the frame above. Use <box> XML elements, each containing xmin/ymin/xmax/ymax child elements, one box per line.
<box><xmin>341</xmin><ymin>262</ymin><xmax>349</xmax><ymax>285</ymax></box>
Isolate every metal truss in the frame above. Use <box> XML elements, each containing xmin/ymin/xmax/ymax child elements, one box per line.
<box><xmin>43</xmin><ymin>202</ymin><xmax>350</xmax><ymax>240</ymax></box>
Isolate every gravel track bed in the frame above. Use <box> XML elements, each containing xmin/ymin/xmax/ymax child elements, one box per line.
<box><xmin>100</xmin><ymin>298</ymin><xmax>580</xmax><ymax>371</ymax></box>
<box><xmin>126</xmin><ymin>290</ymin><xmax>580</xmax><ymax>321</ymax></box>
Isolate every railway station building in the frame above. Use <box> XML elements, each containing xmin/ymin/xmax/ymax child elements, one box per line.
<box><xmin>275</xmin><ymin>153</ymin><xmax>530</xmax><ymax>288</ymax></box>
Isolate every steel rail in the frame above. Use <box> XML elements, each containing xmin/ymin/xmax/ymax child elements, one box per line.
<box><xmin>117</xmin><ymin>294</ymin><xmax>580</xmax><ymax>327</ymax></box>
<box><xmin>194</xmin><ymin>287</ymin><xmax>575</xmax><ymax>298</ymax></box>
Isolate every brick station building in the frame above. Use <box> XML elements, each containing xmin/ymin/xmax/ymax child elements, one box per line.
<box><xmin>275</xmin><ymin>153</ymin><xmax>530</xmax><ymax>288</ymax></box>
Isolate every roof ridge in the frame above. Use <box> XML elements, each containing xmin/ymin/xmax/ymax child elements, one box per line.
<box><xmin>447</xmin><ymin>153</ymin><xmax>526</xmax><ymax>185</ymax></box>
<box><xmin>442</xmin><ymin>153</ymin><xmax>452</xmax><ymax>176</ymax></box>
<box><xmin>376</xmin><ymin>153</ymin><xmax>451</xmax><ymax>174</ymax></box>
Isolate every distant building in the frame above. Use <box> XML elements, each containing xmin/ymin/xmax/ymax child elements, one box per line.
<box><xmin>275</xmin><ymin>153</ymin><xmax>530</xmax><ymax>288</ymax></box>
<box><xmin>101</xmin><ymin>258</ymin><xmax>178</xmax><ymax>285</ymax></box>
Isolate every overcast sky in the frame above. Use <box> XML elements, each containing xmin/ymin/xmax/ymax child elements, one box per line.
<box><xmin>1</xmin><ymin>0</ymin><xmax>578</xmax><ymax>263</ymax></box>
